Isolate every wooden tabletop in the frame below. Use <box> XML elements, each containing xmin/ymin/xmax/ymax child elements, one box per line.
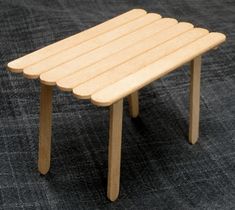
<box><xmin>7</xmin><ymin>9</ymin><xmax>226</xmax><ymax>106</ymax></box>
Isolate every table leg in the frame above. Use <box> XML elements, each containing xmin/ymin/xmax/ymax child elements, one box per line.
<box><xmin>189</xmin><ymin>56</ymin><xmax>201</xmax><ymax>144</ymax></box>
<box><xmin>127</xmin><ymin>91</ymin><xmax>139</xmax><ymax>118</ymax></box>
<box><xmin>38</xmin><ymin>83</ymin><xmax>53</xmax><ymax>174</ymax></box>
<box><xmin>107</xmin><ymin>99</ymin><xmax>123</xmax><ymax>201</ymax></box>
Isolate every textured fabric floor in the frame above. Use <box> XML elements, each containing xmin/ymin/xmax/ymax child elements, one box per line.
<box><xmin>0</xmin><ymin>0</ymin><xmax>235</xmax><ymax>209</ymax></box>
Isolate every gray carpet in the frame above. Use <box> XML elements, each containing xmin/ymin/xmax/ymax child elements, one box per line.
<box><xmin>0</xmin><ymin>0</ymin><xmax>235</xmax><ymax>209</ymax></box>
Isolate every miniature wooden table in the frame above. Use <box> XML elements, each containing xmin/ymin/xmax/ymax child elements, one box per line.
<box><xmin>7</xmin><ymin>9</ymin><xmax>226</xmax><ymax>201</ymax></box>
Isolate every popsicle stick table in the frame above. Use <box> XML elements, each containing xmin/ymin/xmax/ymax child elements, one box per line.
<box><xmin>7</xmin><ymin>9</ymin><xmax>226</xmax><ymax>201</ymax></box>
